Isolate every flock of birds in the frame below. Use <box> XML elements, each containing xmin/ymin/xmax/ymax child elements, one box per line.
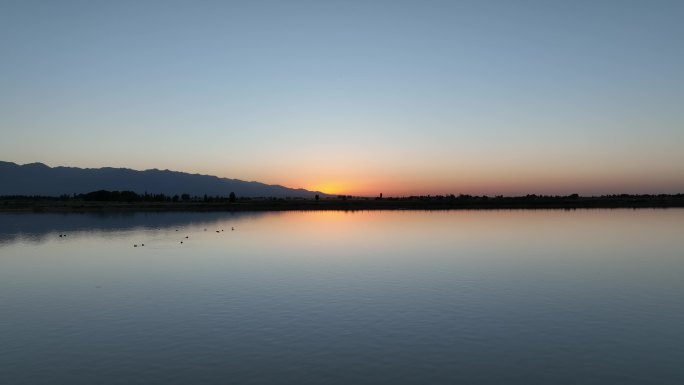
<box><xmin>57</xmin><ymin>226</ymin><xmax>236</xmax><ymax>248</ymax></box>
<box><xmin>132</xmin><ymin>226</ymin><xmax>235</xmax><ymax>248</ymax></box>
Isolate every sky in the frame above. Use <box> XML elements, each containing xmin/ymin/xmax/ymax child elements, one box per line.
<box><xmin>1</xmin><ymin>0</ymin><xmax>683</xmax><ymax>196</ymax></box>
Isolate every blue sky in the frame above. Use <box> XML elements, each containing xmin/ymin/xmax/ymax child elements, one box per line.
<box><xmin>1</xmin><ymin>0</ymin><xmax>682</xmax><ymax>195</ymax></box>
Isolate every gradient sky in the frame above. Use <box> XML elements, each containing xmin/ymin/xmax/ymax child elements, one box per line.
<box><xmin>1</xmin><ymin>0</ymin><xmax>683</xmax><ymax>196</ymax></box>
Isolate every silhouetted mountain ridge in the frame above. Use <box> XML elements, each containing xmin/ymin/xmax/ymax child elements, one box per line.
<box><xmin>0</xmin><ymin>161</ymin><xmax>326</xmax><ymax>198</ymax></box>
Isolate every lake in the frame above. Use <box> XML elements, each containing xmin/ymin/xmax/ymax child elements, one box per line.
<box><xmin>1</xmin><ymin>209</ymin><xmax>683</xmax><ymax>384</ymax></box>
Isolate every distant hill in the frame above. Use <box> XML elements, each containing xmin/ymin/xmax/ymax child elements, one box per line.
<box><xmin>0</xmin><ymin>161</ymin><xmax>327</xmax><ymax>198</ymax></box>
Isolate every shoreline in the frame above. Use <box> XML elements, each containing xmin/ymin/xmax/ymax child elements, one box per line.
<box><xmin>2</xmin><ymin>196</ymin><xmax>683</xmax><ymax>213</ymax></box>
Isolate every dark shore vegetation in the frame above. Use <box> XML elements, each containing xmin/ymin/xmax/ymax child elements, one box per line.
<box><xmin>1</xmin><ymin>190</ymin><xmax>683</xmax><ymax>212</ymax></box>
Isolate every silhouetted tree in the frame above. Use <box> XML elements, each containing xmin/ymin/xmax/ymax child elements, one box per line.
<box><xmin>229</xmin><ymin>192</ymin><xmax>236</xmax><ymax>202</ymax></box>
<box><xmin>315</xmin><ymin>194</ymin><xmax>319</xmax><ymax>201</ymax></box>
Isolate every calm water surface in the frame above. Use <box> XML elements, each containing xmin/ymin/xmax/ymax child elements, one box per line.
<box><xmin>1</xmin><ymin>209</ymin><xmax>683</xmax><ymax>384</ymax></box>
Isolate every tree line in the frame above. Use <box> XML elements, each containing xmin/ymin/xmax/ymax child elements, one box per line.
<box><xmin>0</xmin><ymin>190</ymin><xmax>238</xmax><ymax>203</ymax></box>
<box><xmin>1</xmin><ymin>191</ymin><xmax>682</xmax><ymax>205</ymax></box>
<box><xmin>78</xmin><ymin>190</ymin><xmax>239</xmax><ymax>202</ymax></box>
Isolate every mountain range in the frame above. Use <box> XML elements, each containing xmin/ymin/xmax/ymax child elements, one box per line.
<box><xmin>0</xmin><ymin>161</ymin><xmax>326</xmax><ymax>198</ymax></box>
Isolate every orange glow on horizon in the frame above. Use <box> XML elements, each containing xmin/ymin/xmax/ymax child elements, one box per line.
<box><xmin>305</xmin><ymin>177</ymin><xmax>390</xmax><ymax>196</ymax></box>
<box><xmin>259</xmin><ymin>160</ymin><xmax>684</xmax><ymax>198</ymax></box>
<box><xmin>307</xmin><ymin>181</ymin><xmax>353</xmax><ymax>195</ymax></box>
